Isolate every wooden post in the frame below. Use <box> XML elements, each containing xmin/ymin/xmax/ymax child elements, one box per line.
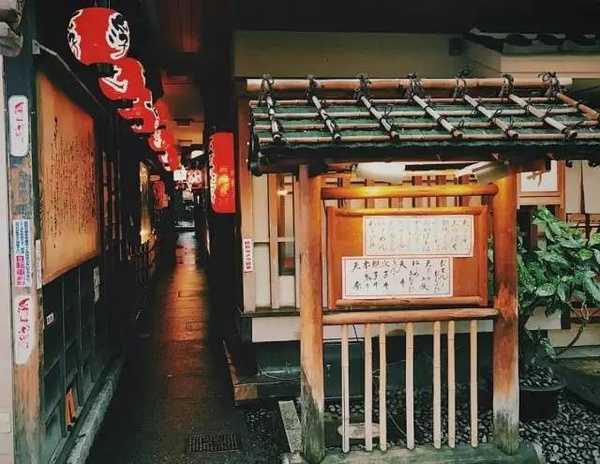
<box><xmin>298</xmin><ymin>165</ymin><xmax>325</xmax><ymax>463</ymax></box>
<box><xmin>492</xmin><ymin>171</ymin><xmax>520</xmax><ymax>454</ymax></box>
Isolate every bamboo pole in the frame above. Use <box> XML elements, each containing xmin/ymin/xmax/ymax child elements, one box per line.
<box><xmin>357</xmin><ymin>94</ymin><xmax>399</xmax><ymax>140</ymax></box>
<box><xmin>555</xmin><ymin>92</ymin><xmax>600</xmax><ymax>121</ymax></box>
<box><xmin>254</xmin><ymin>119</ymin><xmax>598</xmax><ymax>132</ymax></box>
<box><xmin>309</xmin><ymin>93</ymin><xmax>342</xmax><ymax>142</ymax></box>
<box><xmin>433</xmin><ymin>321</ymin><xmax>442</xmax><ymax>449</ymax></box>
<box><xmin>492</xmin><ymin>170</ymin><xmax>520</xmax><ymax>454</ymax></box>
<box><xmin>264</xmin><ymin>94</ymin><xmax>283</xmax><ymax>142</ymax></box>
<box><xmin>252</xmin><ymin>107</ymin><xmax>578</xmax><ymax>120</ymax></box>
<box><xmin>298</xmin><ymin>165</ymin><xmax>325</xmax><ymax>462</ymax></box>
<box><xmin>406</xmin><ymin>322</ymin><xmax>415</xmax><ymax>450</ymax></box>
<box><xmin>323</xmin><ymin>184</ymin><xmax>497</xmax><ymax>200</ymax></box>
<box><xmin>412</xmin><ymin>95</ymin><xmax>463</xmax><ymax>138</ymax></box>
<box><xmin>258</xmin><ymin>129</ymin><xmax>600</xmax><ymax>145</ymax></box>
<box><xmin>364</xmin><ymin>324</ymin><xmax>373</xmax><ymax>451</ymax></box>
<box><xmin>448</xmin><ymin>321</ymin><xmax>456</xmax><ymax>448</ymax></box>
<box><xmin>470</xmin><ymin>320</ymin><xmax>479</xmax><ymax>448</ymax></box>
<box><xmin>508</xmin><ymin>94</ymin><xmax>577</xmax><ymax>138</ymax></box>
<box><xmin>463</xmin><ymin>94</ymin><xmax>519</xmax><ymax>139</ymax></box>
<box><xmin>342</xmin><ymin>324</ymin><xmax>350</xmax><ymax>453</ymax></box>
<box><xmin>379</xmin><ymin>323</ymin><xmax>387</xmax><ymax>452</ymax></box>
<box><xmin>247</xmin><ymin>77</ymin><xmax>573</xmax><ymax>93</ymax></box>
<box><xmin>250</xmin><ymin>96</ymin><xmax>555</xmax><ymax>107</ymax></box>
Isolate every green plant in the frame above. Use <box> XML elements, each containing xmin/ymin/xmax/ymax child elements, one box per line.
<box><xmin>517</xmin><ymin>207</ymin><xmax>600</xmax><ymax>370</ymax></box>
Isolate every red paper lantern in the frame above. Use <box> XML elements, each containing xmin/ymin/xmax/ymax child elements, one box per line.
<box><xmin>98</xmin><ymin>57</ymin><xmax>146</xmax><ymax>101</ymax></box>
<box><xmin>154</xmin><ymin>100</ymin><xmax>171</xmax><ymax>128</ymax></box>
<box><xmin>148</xmin><ymin>128</ymin><xmax>175</xmax><ymax>153</ymax></box>
<box><xmin>67</xmin><ymin>8</ymin><xmax>130</xmax><ymax>65</ymax></box>
<box><xmin>165</xmin><ymin>145</ymin><xmax>181</xmax><ymax>171</ymax></box>
<box><xmin>208</xmin><ymin>132</ymin><xmax>236</xmax><ymax>214</ymax></box>
<box><xmin>117</xmin><ymin>89</ymin><xmax>158</xmax><ymax>134</ymax></box>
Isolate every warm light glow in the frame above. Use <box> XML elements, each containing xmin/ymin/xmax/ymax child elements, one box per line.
<box><xmin>190</xmin><ymin>149</ymin><xmax>204</xmax><ymax>159</ymax></box>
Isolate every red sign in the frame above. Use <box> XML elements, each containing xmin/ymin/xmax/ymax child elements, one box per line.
<box><xmin>209</xmin><ymin>132</ymin><xmax>236</xmax><ymax>214</ymax></box>
<box><xmin>67</xmin><ymin>7</ymin><xmax>130</xmax><ymax>65</ymax></box>
<box><xmin>98</xmin><ymin>57</ymin><xmax>147</xmax><ymax>102</ymax></box>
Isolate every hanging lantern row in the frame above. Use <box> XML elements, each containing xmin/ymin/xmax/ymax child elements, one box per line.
<box><xmin>67</xmin><ymin>7</ymin><xmax>181</xmax><ymax>172</ymax></box>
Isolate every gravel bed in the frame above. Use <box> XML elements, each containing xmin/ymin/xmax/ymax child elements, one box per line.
<box><xmin>322</xmin><ymin>386</ymin><xmax>600</xmax><ymax>463</ymax></box>
<box><xmin>244</xmin><ymin>404</ymin><xmax>289</xmax><ymax>464</ymax></box>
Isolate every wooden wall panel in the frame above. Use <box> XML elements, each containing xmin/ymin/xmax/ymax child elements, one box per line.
<box><xmin>37</xmin><ymin>73</ymin><xmax>100</xmax><ymax>284</ymax></box>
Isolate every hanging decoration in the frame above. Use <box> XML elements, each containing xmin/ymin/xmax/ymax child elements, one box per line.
<box><xmin>67</xmin><ymin>7</ymin><xmax>130</xmax><ymax>65</ymax></box>
<box><xmin>187</xmin><ymin>169</ymin><xmax>204</xmax><ymax>190</ymax></box>
<box><xmin>147</xmin><ymin>127</ymin><xmax>168</xmax><ymax>153</ymax></box>
<box><xmin>208</xmin><ymin>132</ymin><xmax>236</xmax><ymax>214</ymax></box>
<box><xmin>117</xmin><ymin>89</ymin><xmax>158</xmax><ymax>134</ymax></box>
<box><xmin>165</xmin><ymin>145</ymin><xmax>181</xmax><ymax>171</ymax></box>
<box><xmin>154</xmin><ymin>100</ymin><xmax>171</xmax><ymax>129</ymax></box>
<box><xmin>98</xmin><ymin>57</ymin><xmax>147</xmax><ymax>102</ymax></box>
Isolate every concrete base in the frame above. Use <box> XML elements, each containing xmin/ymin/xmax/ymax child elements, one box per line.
<box><xmin>318</xmin><ymin>444</ymin><xmax>541</xmax><ymax>464</ymax></box>
<box><xmin>65</xmin><ymin>358</ymin><xmax>124</xmax><ymax>464</ymax></box>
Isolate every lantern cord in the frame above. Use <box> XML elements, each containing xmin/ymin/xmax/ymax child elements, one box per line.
<box><xmin>33</xmin><ymin>41</ymin><xmax>110</xmax><ymax>116</ymax></box>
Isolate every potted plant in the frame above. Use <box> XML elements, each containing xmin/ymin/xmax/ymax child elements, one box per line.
<box><xmin>517</xmin><ymin>207</ymin><xmax>600</xmax><ymax>420</ymax></box>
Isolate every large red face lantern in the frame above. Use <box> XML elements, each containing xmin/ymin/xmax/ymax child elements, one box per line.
<box><xmin>208</xmin><ymin>132</ymin><xmax>236</xmax><ymax>214</ymax></box>
<box><xmin>117</xmin><ymin>89</ymin><xmax>158</xmax><ymax>134</ymax></box>
<box><xmin>67</xmin><ymin>8</ymin><xmax>130</xmax><ymax>65</ymax></box>
<box><xmin>98</xmin><ymin>58</ymin><xmax>146</xmax><ymax>101</ymax></box>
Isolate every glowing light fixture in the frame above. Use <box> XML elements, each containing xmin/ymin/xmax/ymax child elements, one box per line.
<box><xmin>208</xmin><ymin>132</ymin><xmax>236</xmax><ymax>214</ymax></box>
<box><xmin>67</xmin><ymin>7</ymin><xmax>130</xmax><ymax>65</ymax></box>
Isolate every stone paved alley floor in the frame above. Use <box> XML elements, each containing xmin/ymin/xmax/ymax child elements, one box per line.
<box><xmin>87</xmin><ymin>232</ymin><xmax>285</xmax><ymax>464</ymax></box>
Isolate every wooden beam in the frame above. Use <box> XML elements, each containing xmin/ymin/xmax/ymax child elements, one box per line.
<box><xmin>323</xmin><ymin>308</ymin><xmax>499</xmax><ymax>325</ymax></box>
<box><xmin>492</xmin><ymin>170</ymin><xmax>520</xmax><ymax>454</ymax></box>
<box><xmin>322</xmin><ymin>184</ymin><xmax>498</xmax><ymax>200</ymax></box>
<box><xmin>298</xmin><ymin>165</ymin><xmax>325</xmax><ymax>463</ymax></box>
<box><xmin>335</xmin><ymin>296</ymin><xmax>485</xmax><ymax>309</ymax></box>
<box><xmin>247</xmin><ymin>77</ymin><xmax>573</xmax><ymax>93</ymax></box>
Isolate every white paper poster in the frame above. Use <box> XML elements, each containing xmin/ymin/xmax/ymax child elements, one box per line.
<box><xmin>8</xmin><ymin>95</ymin><xmax>29</xmax><ymax>157</ymax></box>
<box><xmin>364</xmin><ymin>215</ymin><xmax>474</xmax><ymax>257</ymax></box>
<box><xmin>242</xmin><ymin>238</ymin><xmax>254</xmax><ymax>272</ymax></box>
<box><xmin>13</xmin><ymin>219</ymin><xmax>32</xmax><ymax>288</ymax></box>
<box><xmin>342</xmin><ymin>256</ymin><xmax>452</xmax><ymax>299</ymax></box>
<box><xmin>520</xmin><ymin>160</ymin><xmax>558</xmax><ymax>192</ymax></box>
<box><xmin>14</xmin><ymin>295</ymin><xmax>34</xmax><ymax>365</ymax></box>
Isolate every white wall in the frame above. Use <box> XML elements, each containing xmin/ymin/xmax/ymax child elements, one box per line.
<box><xmin>234</xmin><ymin>31</ymin><xmax>466</xmax><ymax>78</ymax></box>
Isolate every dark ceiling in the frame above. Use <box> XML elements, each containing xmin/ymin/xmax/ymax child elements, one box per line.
<box><xmin>234</xmin><ymin>0</ymin><xmax>600</xmax><ymax>33</ymax></box>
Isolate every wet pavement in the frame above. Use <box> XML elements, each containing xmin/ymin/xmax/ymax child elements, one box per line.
<box><xmin>87</xmin><ymin>232</ymin><xmax>262</xmax><ymax>464</ymax></box>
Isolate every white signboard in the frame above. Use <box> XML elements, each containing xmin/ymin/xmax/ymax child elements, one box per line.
<box><xmin>364</xmin><ymin>215</ymin><xmax>474</xmax><ymax>257</ymax></box>
<box><xmin>520</xmin><ymin>160</ymin><xmax>558</xmax><ymax>192</ymax></box>
<box><xmin>173</xmin><ymin>168</ymin><xmax>187</xmax><ymax>182</ymax></box>
<box><xmin>14</xmin><ymin>294</ymin><xmax>34</xmax><ymax>365</ymax></box>
<box><xmin>8</xmin><ymin>95</ymin><xmax>29</xmax><ymax>157</ymax></box>
<box><xmin>242</xmin><ymin>238</ymin><xmax>254</xmax><ymax>272</ymax></box>
<box><xmin>342</xmin><ymin>256</ymin><xmax>452</xmax><ymax>300</ymax></box>
<box><xmin>13</xmin><ymin>219</ymin><xmax>32</xmax><ymax>288</ymax></box>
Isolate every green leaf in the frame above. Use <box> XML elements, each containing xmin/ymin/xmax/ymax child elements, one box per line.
<box><xmin>578</xmin><ymin>249</ymin><xmax>594</xmax><ymax>261</ymax></box>
<box><xmin>537</xmin><ymin>250</ymin><xmax>570</xmax><ymax>267</ymax></box>
<box><xmin>584</xmin><ymin>277</ymin><xmax>600</xmax><ymax>304</ymax></box>
<box><xmin>590</xmin><ymin>232</ymin><xmax>600</xmax><ymax>247</ymax></box>
<box><xmin>557</xmin><ymin>283</ymin><xmax>568</xmax><ymax>303</ymax></box>
<box><xmin>594</xmin><ymin>249</ymin><xmax>600</xmax><ymax>265</ymax></box>
<box><xmin>536</xmin><ymin>283</ymin><xmax>556</xmax><ymax>297</ymax></box>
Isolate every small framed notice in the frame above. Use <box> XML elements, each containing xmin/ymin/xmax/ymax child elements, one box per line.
<box><xmin>342</xmin><ymin>256</ymin><xmax>452</xmax><ymax>300</ymax></box>
<box><xmin>326</xmin><ymin>206</ymin><xmax>489</xmax><ymax>309</ymax></box>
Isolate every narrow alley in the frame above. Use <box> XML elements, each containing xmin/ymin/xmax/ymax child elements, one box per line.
<box><xmin>86</xmin><ymin>233</ymin><xmax>281</xmax><ymax>464</ymax></box>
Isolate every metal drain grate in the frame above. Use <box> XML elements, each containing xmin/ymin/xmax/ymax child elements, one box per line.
<box><xmin>187</xmin><ymin>432</ymin><xmax>241</xmax><ymax>453</ymax></box>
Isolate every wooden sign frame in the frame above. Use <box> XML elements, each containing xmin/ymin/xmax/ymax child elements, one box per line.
<box><xmin>326</xmin><ymin>206</ymin><xmax>489</xmax><ymax>309</ymax></box>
